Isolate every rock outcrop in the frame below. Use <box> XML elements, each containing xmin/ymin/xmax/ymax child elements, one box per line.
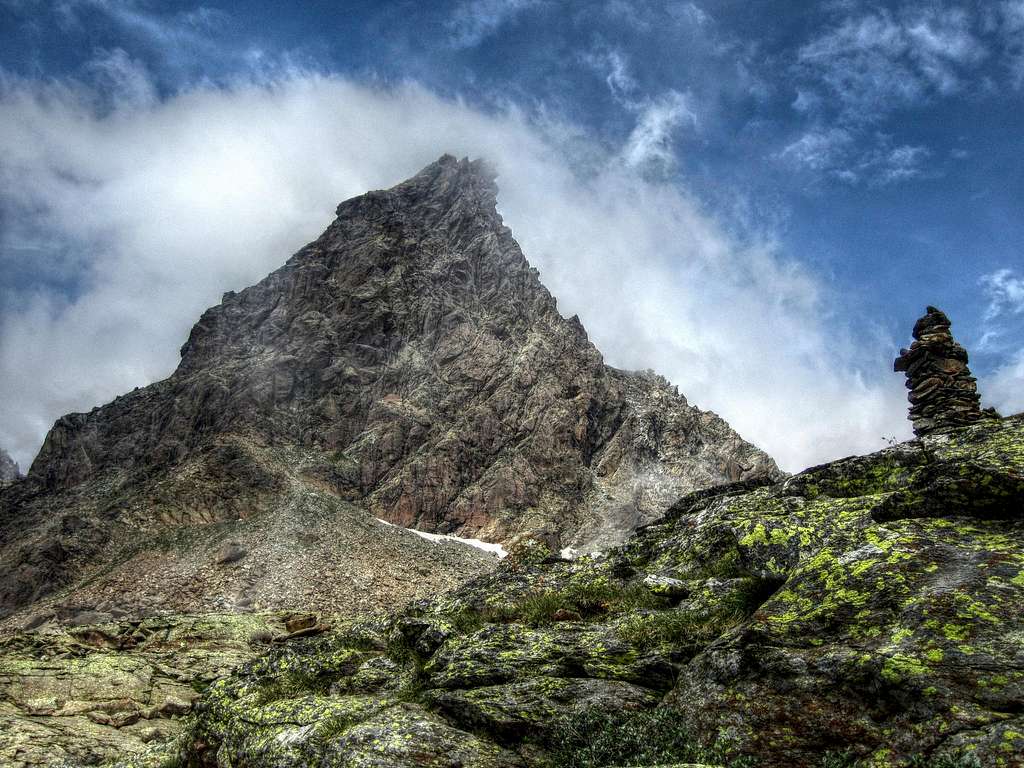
<box><xmin>94</xmin><ymin>413</ymin><xmax>1024</xmax><ymax>768</ymax></box>
<box><xmin>894</xmin><ymin>306</ymin><xmax>990</xmax><ymax>436</ymax></box>
<box><xmin>0</xmin><ymin>613</ymin><xmax>292</xmax><ymax>767</ymax></box>
<box><xmin>0</xmin><ymin>155</ymin><xmax>778</xmax><ymax>622</ymax></box>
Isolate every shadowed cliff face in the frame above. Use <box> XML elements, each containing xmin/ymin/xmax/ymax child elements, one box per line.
<box><xmin>0</xmin><ymin>155</ymin><xmax>778</xmax><ymax>620</ymax></box>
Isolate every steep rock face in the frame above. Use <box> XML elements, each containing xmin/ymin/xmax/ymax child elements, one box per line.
<box><xmin>118</xmin><ymin>414</ymin><xmax>1024</xmax><ymax>768</ymax></box>
<box><xmin>0</xmin><ymin>155</ymin><xmax>777</xmax><ymax>620</ymax></box>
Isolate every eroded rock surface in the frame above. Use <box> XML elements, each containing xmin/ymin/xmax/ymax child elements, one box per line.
<box><xmin>0</xmin><ymin>155</ymin><xmax>777</xmax><ymax>621</ymax></box>
<box><xmin>105</xmin><ymin>415</ymin><xmax>1024</xmax><ymax>768</ymax></box>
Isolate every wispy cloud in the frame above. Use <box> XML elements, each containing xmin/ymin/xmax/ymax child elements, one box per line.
<box><xmin>852</xmin><ymin>141</ymin><xmax>932</xmax><ymax>185</ymax></box>
<box><xmin>1001</xmin><ymin>0</ymin><xmax>1024</xmax><ymax>86</ymax></box>
<box><xmin>446</xmin><ymin>0</ymin><xmax>543</xmax><ymax>48</ymax></box>
<box><xmin>586</xmin><ymin>48</ymin><xmax>638</xmax><ymax>103</ymax></box>
<box><xmin>84</xmin><ymin>47</ymin><xmax>157</xmax><ymax>108</ymax></box>
<box><xmin>57</xmin><ymin>0</ymin><xmax>231</xmax><ymax>46</ymax></box>
<box><xmin>780</xmin><ymin>127</ymin><xmax>854</xmax><ymax>172</ymax></box>
<box><xmin>984</xmin><ymin>348</ymin><xmax>1024</xmax><ymax>416</ymax></box>
<box><xmin>787</xmin><ymin>3</ymin><xmax>988</xmax><ymax>186</ymax></box>
<box><xmin>667</xmin><ymin>1</ymin><xmax>710</xmax><ymax>27</ymax></box>
<box><xmin>621</xmin><ymin>90</ymin><xmax>696</xmax><ymax>173</ymax></box>
<box><xmin>780</xmin><ymin>128</ymin><xmax>931</xmax><ymax>186</ymax></box>
<box><xmin>981</xmin><ymin>267</ymin><xmax>1024</xmax><ymax>320</ymax></box>
<box><xmin>604</xmin><ymin>0</ymin><xmax>709</xmax><ymax>31</ymax></box>
<box><xmin>51</xmin><ymin>0</ymin><xmax>262</xmax><ymax>82</ymax></box>
<box><xmin>583</xmin><ymin>49</ymin><xmax>697</xmax><ymax>175</ymax></box>
<box><xmin>976</xmin><ymin>268</ymin><xmax>1024</xmax><ymax>359</ymax></box>
<box><xmin>797</xmin><ymin>5</ymin><xmax>986</xmax><ymax>121</ymax></box>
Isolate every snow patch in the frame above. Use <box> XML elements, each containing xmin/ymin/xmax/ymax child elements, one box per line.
<box><xmin>276</xmin><ymin>724</ymin><xmax>315</xmax><ymax>746</ymax></box>
<box><xmin>376</xmin><ymin>519</ymin><xmax>507</xmax><ymax>558</ymax></box>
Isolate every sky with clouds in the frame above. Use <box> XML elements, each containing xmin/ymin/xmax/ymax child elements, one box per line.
<box><xmin>0</xmin><ymin>0</ymin><xmax>1022</xmax><ymax>473</ymax></box>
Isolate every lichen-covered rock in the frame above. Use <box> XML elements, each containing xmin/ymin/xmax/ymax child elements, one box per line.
<box><xmin>0</xmin><ymin>613</ymin><xmax>288</xmax><ymax>767</ymax></box>
<box><xmin>138</xmin><ymin>414</ymin><xmax>1024</xmax><ymax>768</ymax></box>
<box><xmin>424</xmin><ymin>622</ymin><xmax>677</xmax><ymax>690</ymax></box>
<box><xmin>657</xmin><ymin>416</ymin><xmax>1024</xmax><ymax>767</ymax></box>
<box><xmin>426</xmin><ymin>677</ymin><xmax>659</xmax><ymax>740</ymax></box>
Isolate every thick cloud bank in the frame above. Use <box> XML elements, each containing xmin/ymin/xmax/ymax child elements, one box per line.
<box><xmin>0</xmin><ymin>72</ymin><xmax>912</xmax><ymax>473</ymax></box>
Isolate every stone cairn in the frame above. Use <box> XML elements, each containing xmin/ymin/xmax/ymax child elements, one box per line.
<box><xmin>894</xmin><ymin>306</ymin><xmax>990</xmax><ymax>437</ymax></box>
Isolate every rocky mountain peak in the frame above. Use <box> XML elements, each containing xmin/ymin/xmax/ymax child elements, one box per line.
<box><xmin>382</xmin><ymin>153</ymin><xmax>499</xmax><ymax>206</ymax></box>
<box><xmin>1</xmin><ymin>155</ymin><xmax>779</xmax><ymax>622</ymax></box>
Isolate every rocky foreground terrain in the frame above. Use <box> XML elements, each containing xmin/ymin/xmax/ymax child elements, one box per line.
<box><xmin>2</xmin><ymin>158</ymin><xmax>1021</xmax><ymax>767</ymax></box>
<box><xmin>0</xmin><ymin>155</ymin><xmax>776</xmax><ymax>626</ymax></box>
<box><xmin>1</xmin><ymin>413</ymin><xmax>1021</xmax><ymax>767</ymax></box>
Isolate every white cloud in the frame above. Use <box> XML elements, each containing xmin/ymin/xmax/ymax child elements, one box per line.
<box><xmin>52</xmin><ymin>0</ymin><xmax>265</xmax><ymax>81</ymax></box>
<box><xmin>905</xmin><ymin>7</ymin><xmax>987</xmax><ymax>92</ymax></box>
<box><xmin>780</xmin><ymin>128</ymin><xmax>931</xmax><ymax>186</ymax></box>
<box><xmin>606</xmin><ymin>0</ymin><xmax>711</xmax><ymax>32</ymax></box>
<box><xmin>792</xmin><ymin>88</ymin><xmax>823</xmax><ymax>113</ymax></box>
<box><xmin>0</xmin><ymin>70</ymin><xmax>911</xmax><ymax>474</ymax></box>
<box><xmin>57</xmin><ymin>0</ymin><xmax>229</xmax><ymax>47</ymax></box>
<box><xmin>859</xmin><ymin>142</ymin><xmax>932</xmax><ymax>185</ymax></box>
<box><xmin>980</xmin><ymin>267</ymin><xmax>1024</xmax><ymax>320</ymax></box>
<box><xmin>1001</xmin><ymin>0</ymin><xmax>1024</xmax><ymax>86</ymax></box>
<box><xmin>581</xmin><ymin>47</ymin><xmax>640</xmax><ymax>106</ymax></box>
<box><xmin>603</xmin><ymin>49</ymin><xmax>639</xmax><ymax>102</ymax></box>
<box><xmin>582</xmin><ymin>51</ymin><xmax>698</xmax><ymax>176</ymax></box>
<box><xmin>1005</xmin><ymin>0</ymin><xmax>1024</xmax><ymax>29</ymax></box>
<box><xmin>668</xmin><ymin>2</ymin><xmax>710</xmax><ymax>27</ymax></box>
<box><xmin>780</xmin><ymin>127</ymin><xmax>854</xmax><ymax>172</ymax></box>
<box><xmin>446</xmin><ymin>0</ymin><xmax>543</xmax><ymax>48</ymax></box>
<box><xmin>977</xmin><ymin>269</ymin><xmax>1024</xmax><ymax>409</ymax></box>
<box><xmin>798</xmin><ymin>5</ymin><xmax>986</xmax><ymax>120</ymax></box>
<box><xmin>84</xmin><ymin>48</ymin><xmax>157</xmax><ymax>108</ymax></box>
<box><xmin>788</xmin><ymin>3</ymin><xmax>988</xmax><ymax>186</ymax></box>
<box><xmin>620</xmin><ymin>90</ymin><xmax>696</xmax><ymax>173</ymax></box>
<box><xmin>984</xmin><ymin>348</ymin><xmax>1024</xmax><ymax>416</ymax></box>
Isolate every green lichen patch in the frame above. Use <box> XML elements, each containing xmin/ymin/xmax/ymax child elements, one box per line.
<box><xmin>535</xmin><ymin>706</ymin><xmax>755</xmax><ymax>768</ymax></box>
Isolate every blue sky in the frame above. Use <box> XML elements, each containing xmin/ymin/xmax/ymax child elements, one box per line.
<box><xmin>0</xmin><ymin>0</ymin><xmax>1022</xmax><ymax>471</ymax></box>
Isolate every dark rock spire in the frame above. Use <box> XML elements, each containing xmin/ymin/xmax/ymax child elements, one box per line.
<box><xmin>894</xmin><ymin>306</ymin><xmax>991</xmax><ymax>436</ymax></box>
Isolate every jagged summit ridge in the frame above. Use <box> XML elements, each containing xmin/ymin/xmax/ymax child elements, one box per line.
<box><xmin>1</xmin><ymin>155</ymin><xmax>778</xmax><ymax>620</ymax></box>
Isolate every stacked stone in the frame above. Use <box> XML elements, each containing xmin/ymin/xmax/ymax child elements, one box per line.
<box><xmin>894</xmin><ymin>306</ymin><xmax>985</xmax><ymax>437</ymax></box>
